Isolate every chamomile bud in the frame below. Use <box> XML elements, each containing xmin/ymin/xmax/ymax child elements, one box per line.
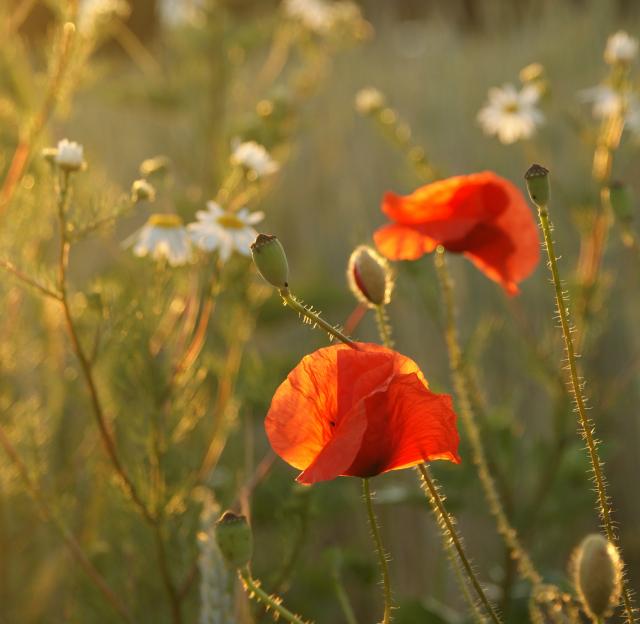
<box><xmin>55</xmin><ymin>139</ymin><xmax>85</xmax><ymax>172</ymax></box>
<box><xmin>251</xmin><ymin>234</ymin><xmax>289</xmax><ymax>289</ymax></box>
<box><xmin>571</xmin><ymin>534</ymin><xmax>623</xmax><ymax>620</ymax></box>
<box><xmin>139</xmin><ymin>155</ymin><xmax>171</xmax><ymax>179</ymax></box>
<box><xmin>524</xmin><ymin>163</ymin><xmax>550</xmax><ymax>207</ymax></box>
<box><xmin>355</xmin><ymin>87</ymin><xmax>385</xmax><ymax>116</ymax></box>
<box><xmin>131</xmin><ymin>178</ymin><xmax>156</xmax><ymax>203</ymax></box>
<box><xmin>347</xmin><ymin>245</ymin><xmax>393</xmax><ymax>307</ymax></box>
<box><xmin>215</xmin><ymin>511</ymin><xmax>253</xmax><ymax>568</ymax></box>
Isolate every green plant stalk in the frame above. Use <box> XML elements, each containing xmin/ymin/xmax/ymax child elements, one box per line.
<box><xmin>363</xmin><ymin>478</ymin><xmax>392</xmax><ymax>624</ymax></box>
<box><xmin>535</xmin><ymin>202</ymin><xmax>636</xmax><ymax>624</ymax></box>
<box><xmin>418</xmin><ymin>464</ymin><xmax>501</xmax><ymax>624</ymax></box>
<box><xmin>374</xmin><ymin>304</ymin><xmax>393</xmax><ymax>348</ymax></box>
<box><xmin>433</xmin><ymin>248</ymin><xmax>546</xmax><ymax>619</ymax></box>
<box><xmin>239</xmin><ymin>567</ymin><xmax>311</xmax><ymax>624</ymax></box>
<box><xmin>330</xmin><ymin>555</ymin><xmax>358</xmax><ymax>624</ymax></box>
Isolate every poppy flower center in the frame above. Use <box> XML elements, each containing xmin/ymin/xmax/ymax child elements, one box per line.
<box><xmin>217</xmin><ymin>213</ymin><xmax>246</xmax><ymax>229</ymax></box>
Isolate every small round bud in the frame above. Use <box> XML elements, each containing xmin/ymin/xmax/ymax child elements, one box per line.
<box><xmin>139</xmin><ymin>155</ymin><xmax>171</xmax><ymax>178</ymax></box>
<box><xmin>571</xmin><ymin>534</ymin><xmax>623</xmax><ymax>620</ymax></box>
<box><xmin>604</xmin><ymin>31</ymin><xmax>638</xmax><ymax>66</ymax></box>
<box><xmin>604</xmin><ymin>181</ymin><xmax>634</xmax><ymax>224</ymax></box>
<box><xmin>355</xmin><ymin>87</ymin><xmax>385</xmax><ymax>116</ymax></box>
<box><xmin>251</xmin><ymin>234</ymin><xmax>289</xmax><ymax>289</ymax></box>
<box><xmin>131</xmin><ymin>178</ymin><xmax>156</xmax><ymax>203</ymax></box>
<box><xmin>41</xmin><ymin>147</ymin><xmax>58</xmax><ymax>165</ymax></box>
<box><xmin>215</xmin><ymin>511</ymin><xmax>253</xmax><ymax>568</ymax></box>
<box><xmin>519</xmin><ymin>62</ymin><xmax>544</xmax><ymax>84</ymax></box>
<box><xmin>347</xmin><ymin>245</ymin><xmax>393</xmax><ymax>307</ymax></box>
<box><xmin>524</xmin><ymin>163</ymin><xmax>550</xmax><ymax>207</ymax></box>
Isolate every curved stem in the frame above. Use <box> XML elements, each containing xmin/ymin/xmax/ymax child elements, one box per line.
<box><xmin>363</xmin><ymin>478</ymin><xmax>392</xmax><ymax>624</ymax></box>
<box><xmin>433</xmin><ymin>248</ymin><xmax>546</xmax><ymax>612</ymax></box>
<box><xmin>535</xmin><ymin>203</ymin><xmax>636</xmax><ymax>624</ymax></box>
<box><xmin>238</xmin><ymin>567</ymin><xmax>311</xmax><ymax>624</ymax></box>
<box><xmin>418</xmin><ymin>464</ymin><xmax>501</xmax><ymax>624</ymax></box>
<box><xmin>280</xmin><ymin>289</ymin><xmax>357</xmax><ymax>348</ymax></box>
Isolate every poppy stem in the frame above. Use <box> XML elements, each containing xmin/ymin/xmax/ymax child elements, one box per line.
<box><xmin>362</xmin><ymin>478</ymin><xmax>392</xmax><ymax>624</ymax></box>
<box><xmin>374</xmin><ymin>305</ymin><xmax>393</xmax><ymax>348</ymax></box>
<box><xmin>238</xmin><ymin>567</ymin><xmax>311</xmax><ymax>624</ymax></box>
<box><xmin>418</xmin><ymin>464</ymin><xmax>502</xmax><ymax>624</ymax></box>
<box><xmin>532</xmin><ymin>196</ymin><xmax>637</xmax><ymax>624</ymax></box>
<box><xmin>279</xmin><ymin>289</ymin><xmax>358</xmax><ymax>348</ymax></box>
<box><xmin>433</xmin><ymin>246</ymin><xmax>547</xmax><ymax>616</ymax></box>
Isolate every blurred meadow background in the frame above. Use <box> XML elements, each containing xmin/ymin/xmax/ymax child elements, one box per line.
<box><xmin>1</xmin><ymin>0</ymin><xmax>640</xmax><ymax>622</ymax></box>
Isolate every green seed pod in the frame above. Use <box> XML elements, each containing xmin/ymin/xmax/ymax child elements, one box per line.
<box><xmin>604</xmin><ymin>181</ymin><xmax>634</xmax><ymax>224</ymax></box>
<box><xmin>524</xmin><ymin>163</ymin><xmax>550</xmax><ymax>207</ymax></box>
<box><xmin>215</xmin><ymin>511</ymin><xmax>253</xmax><ymax>568</ymax></box>
<box><xmin>571</xmin><ymin>534</ymin><xmax>623</xmax><ymax>620</ymax></box>
<box><xmin>347</xmin><ymin>245</ymin><xmax>393</xmax><ymax>307</ymax></box>
<box><xmin>251</xmin><ymin>234</ymin><xmax>289</xmax><ymax>289</ymax></box>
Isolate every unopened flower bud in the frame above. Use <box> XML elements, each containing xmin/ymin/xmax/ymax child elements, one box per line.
<box><xmin>571</xmin><ymin>534</ymin><xmax>623</xmax><ymax>620</ymax></box>
<box><xmin>519</xmin><ymin>62</ymin><xmax>544</xmax><ymax>84</ymax></box>
<box><xmin>524</xmin><ymin>163</ymin><xmax>550</xmax><ymax>207</ymax></box>
<box><xmin>355</xmin><ymin>87</ymin><xmax>385</xmax><ymax>116</ymax></box>
<box><xmin>604</xmin><ymin>181</ymin><xmax>633</xmax><ymax>223</ymax></box>
<box><xmin>55</xmin><ymin>138</ymin><xmax>85</xmax><ymax>172</ymax></box>
<box><xmin>347</xmin><ymin>245</ymin><xmax>393</xmax><ymax>307</ymax></box>
<box><xmin>41</xmin><ymin>147</ymin><xmax>58</xmax><ymax>165</ymax></box>
<box><xmin>131</xmin><ymin>178</ymin><xmax>156</xmax><ymax>203</ymax></box>
<box><xmin>139</xmin><ymin>155</ymin><xmax>171</xmax><ymax>178</ymax></box>
<box><xmin>215</xmin><ymin>511</ymin><xmax>253</xmax><ymax>568</ymax></box>
<box><xmin>251</xmin><ymin>234</ymin><xmax>289</xmax><ymax>289</ymax></box>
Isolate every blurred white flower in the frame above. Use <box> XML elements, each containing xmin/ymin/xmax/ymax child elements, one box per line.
<box><xmin>283</xmin><ymin>0</ymin><xmax>336</xmax><ymax>34</ymax></box>
<box><xmin>230</xmin><ymin>141</ymin><xmax>279</xmax><ymax>178</ymax></box>
<box><xmin>477</xmin><ymin>84</ymin><xmax>544</xmax><ymax>144</ymax></box>
<box><xmin>124</xmin><ymin>214</ymin><xmax>192</xmax><ymax>266</ymax></box>
<box><xmin>580</xmin><ymin>85</ymin><xmax>639</xmax><ymax>119</ymax></box>
<box><xmin>355</xmin><ymin>87</ymin><xmax>385</xmax><ymax>115</ymax></box>
<box><xmin>188</xmin><ymin>201</ymin><xmax>264</xmax><ymax>262</ymax></box>
<box><xmin>604</xmin><ymin>30</ymin><xmax>638</xmax><ymax>65</ymax></box>
<box><xmin>55</xmin><ymin>139</ymin><xmax>85</xmax><ymax>171</ymax></box>
<box><xmin>79</xmin><ymin>0</ymin><xmax>130</xmax><ymax>33</ymax></box>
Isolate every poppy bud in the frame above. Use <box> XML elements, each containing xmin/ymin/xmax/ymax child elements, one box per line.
<box><xmin>215</xmin><ymin>511</ymin><xmax>253</xmax><ymax>568</ymax></box>
<box><xmin>251</xmin><ymin>234</ymin><xmax>289</xmax><ymax>289</ymax></box>
<box><xmin>131</xmin><ymin>179</ymin><xmax>156</xmax><ymax>203</ymax></box>
<box><xmin>604</xmin><ymin>181</ymin><xmax>634</xmax><ymax>224</ymax></box>
<box><xmin>347</xmin><ymin>245</ymin><xmax>393</xmax><ymax>307</ymax></box>
<box><xmin>571</xmin><ymin>534</ymin><xmax>623</xmax><ymax>620</ymax></box>
<box><xmin>524</xmin><ymin>163</ymin><xmax>550</xmax><ymax>207</ymax></box>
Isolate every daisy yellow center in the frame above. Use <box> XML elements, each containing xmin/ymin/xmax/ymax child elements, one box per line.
<box><xmin>503</xmin><ymin>101</ymin><xmax>520</xmax><ymax>114</ymax></box>
<box><xmin>148</xmin><ymin>213</ymin><xmax>183</xmax><ymax>228</ymax></box>
<box><xmin>217</xmin><ymin>213</ymin><xmax>246</xmax><ymax>229</ymax></box>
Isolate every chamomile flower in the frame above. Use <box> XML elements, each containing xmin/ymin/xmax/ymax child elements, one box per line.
<box><xmin>604</xmin><ymin>31</ymin><xmax>638</xmax><ymax>65</ymax></box>
<box><xmin>188</xmin><ymin>201</ymin><xmax>264</xmax><ymax>262</ymax></box>
<box><xmin>124</xmin><ymin>214</ymin><xmax>192</xmax><ymax>266</ymax></box>
<box><xmin>477</xmin><ymin>83</ymin><xmax>544</xmax><ymax>144</ymax></box>
<box><xmin>230</xmin><ymin>141</ymin><xmax>279</xmax><ymax>178</ymax></box>
<box><xmin>55</xmin><ymin>139</ymin><xmax>85</xmax><ymax>171</ymax></box>
<box><xmin>580</xmin><ymin>85</ymin><xmax>640</xmax><ymax>121</ymax></box>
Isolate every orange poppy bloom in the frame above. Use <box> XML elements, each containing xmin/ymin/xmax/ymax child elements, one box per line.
<box><xmin>265</xmin><ymin>342</ymin><xmax>460</xmax><ymax>484</ymax></box>
<box><xmin>374</xmin><ymin>172</ymin><xmax>539</xmax><ymax>295</ymax></box>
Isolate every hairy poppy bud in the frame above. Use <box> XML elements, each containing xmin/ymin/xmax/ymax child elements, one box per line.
<box><xmin>604</xmin><ymin>181</ymin><xmax>634</xmax><ymax>224</ymax></box>
<box><xmin>251</xmin><ymin>234</ymin><xmax>289</xmax><ymax>289</ymax></box>
<box><xmin>131</xmin><ymin>179</ymin><xmax>156</xmax><ymax>203</ymax></box>
<box><xmin>571</xmin><ymin>534</ymin><xmax>623</xmax><ymax>620</ymax></box>
<box><xmin>524</xmin><ymin>164</ymin><xmax>550</xmax><ymax>207</ymax></box>
<box><xmin>215</xmin><ymin>511</ymin><xmax>253</xmax><ymax>568</ymax></box>
<box><xmin>347</xmin><ymin>245</ymin><xmax>393</xmax><ymax>307</ymax></box>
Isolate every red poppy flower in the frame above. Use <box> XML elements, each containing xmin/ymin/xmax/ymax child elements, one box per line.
<box><xmin>373</xmin><ymin>172</ymin><xmax>540</xmax><ymax>295</ymax></box>
<box><xmin>265</xmin><ymin>342</ymin><xmax>460</xmax><ymax>484</ymax></box>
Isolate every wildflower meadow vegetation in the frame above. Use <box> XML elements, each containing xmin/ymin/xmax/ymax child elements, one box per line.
<box><xmin>2</xmin><ymin>1</ymin><xmax>640</xmax><ymax>622</ymax></box>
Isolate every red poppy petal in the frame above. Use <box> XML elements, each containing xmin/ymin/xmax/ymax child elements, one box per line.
<box><xmin>374</xmin><ymin>223</ymin><xmax>437</xmax><ymax>260</ymax></box>
<box><xmin>344</xmin><ymin>373</ymin><xmax>460</xmax><ymax>478</ymax></box>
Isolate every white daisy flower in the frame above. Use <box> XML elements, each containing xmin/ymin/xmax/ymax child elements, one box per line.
<box><xmin>124</xmin><ymin>214</ymin><xmax>192</xmax><ymax>266</ymax></box>
<box><xmin>580</xmin><ymin>85</ymin><xmax>639</xmax><ymax>119</ymax></box>
<box><xmin>55</xmin><ymin>138</ymin><xmax>85</xmax><ymax>171</ymax></box>
<box><xmin>187</xmin><ymin>201</ymin><xmax>264</xmax><ymax>262</ymax></box>
<box><xmin>604</xmin><ymin>30</ymin><xmax>638</xmax><ymax>65</ymax></box>
<box><xmin>230</xmin><ymin>141</ymin><xmax>279</xmax><ymax>178</ymax></box>
<box><xmin>477</xmin><ymin>83</ymin><xmax>544</xmax><ymax>144</ymax></box>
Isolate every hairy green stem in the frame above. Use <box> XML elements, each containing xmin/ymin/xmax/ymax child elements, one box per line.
<box><xmin>363</xmin><ymin>478</ymin><xmax>392</xmax><ymax>624</ymax></box>
<box><xmin>418</xmin><ymin>464</ymin><xmax>501</xmax><ymax>624</ymax></box>
<box><xmin>239</xmin><ymin>567</ymin><xmax>310</xmax><ymax>624</ymax></box>
<box><xmin>535</xmin><ymin>202</ymin><xmax>636</xmax><ymax>624</ymax></box>
<box><xmin>374</xmin><ymin>305</ymin><xmax>393</xmax><ymax>348</ymax></box>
